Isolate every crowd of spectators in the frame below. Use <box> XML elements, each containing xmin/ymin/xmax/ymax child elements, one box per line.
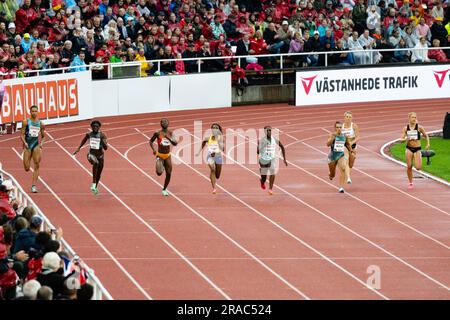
<box><xmin>0</xmin><ymin>0</ymin><xmax>449</xmax><ymax>78</ymax></box>
<box><xmin>0</xmin><ymin>176</ymin><xmax>94</xmax><ymax>300</ymax></box>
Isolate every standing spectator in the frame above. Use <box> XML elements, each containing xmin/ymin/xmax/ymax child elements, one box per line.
<box><xmin>135</xmin><ymin>47</ymin><xmax>150</xmax><ymax>76</ymax></box>
<box><xmin>70</xmin><ymin>28</ymin><xmax>88</xmax><ymax>54</ymax></box>
<box><xmin>366</xmin><ymin>5</ymin><xmax>381</xmax><ymax>33</ymax></box>
<box><xmin>403</xmin><ymin>25</ymin><xmax>418</xmax><ymax>48</ymax></box>
<box><xmin>358</xmin><ymin>29</ymin><xmax>380</xmax><ymax>63</ymax></box>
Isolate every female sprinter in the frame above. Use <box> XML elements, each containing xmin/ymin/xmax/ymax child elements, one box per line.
<box><xmin>327</xmin><ymin>121</ymin><xmax>353</xmax><ymax>193</ymax></box>
<box><xmin>400</xmin><ymin>112</ymin><xmax>430</xmax><ymax>190</ymax></box>
<box><xmin>149</xmin><ymin>118</ymin><xmax>178</xmax><ymax>196</ymax></box>
<box><xmin>196</xmin><ymin>123</ymin><xmax>224</xmax><ymax>194</ymax></box>
<box><xmin>73</xmin><ymin>120</ymin><xmax>108</xmax><ymax>195</ymax></box>
<box><xmin>21</xmin><ymin>105</ymin><xmax>46</xmax><ymax>193</ymax></box>
<box><xmin>341</xmin><ymin>111</ymin><xmax>360</xmax><ymax>184</ymax></box>
<box><xmin>257</xmin><ymin>126</ymin><xmax>288</xmax><ymax>195</ymax></box>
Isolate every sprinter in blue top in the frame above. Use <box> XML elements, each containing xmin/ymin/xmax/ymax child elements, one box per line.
<box><xmin>20</xmin><ymin>105</ymin><xmax>46</xmax><ymax>193</ymax></box>
<box><xmin>327</xmin><ymin>121</ymin><xmax>353</xmax><ymax>193</ymax></box>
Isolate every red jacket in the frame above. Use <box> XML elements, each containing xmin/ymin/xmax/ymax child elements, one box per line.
<box><xmin>0</xmin><ymin>192</ymin><xmax>15</xmax><ymax>220</ymax></box>
<box><xmin>15</xmin><ymin>6</ymin><xmax>38</xmax><ymax>34</ymax></box>
<box><xmin>428</xmin><ymin>49</ymin><xmax>449</xmax><ymax>62</ymax></box>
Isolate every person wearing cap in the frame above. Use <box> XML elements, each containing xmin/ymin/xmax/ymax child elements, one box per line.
<box><xmin>21</xmin><ymin>32</ymin><xmax>32</xmax><ymax>53</ymax></box>
<box><xmin>6</xmin><ymin>22</ymin><xmax>16</xmax><ymax>39</ymax></box>
<box><xmin>430</xmin><ymin>16</ymin><xmax>448</xmax><ymax>46</ymax></box>
<box><xmin>73</xmin><ymin>120</ymin><xmax>108</xmax><ymax>195</ymax></box>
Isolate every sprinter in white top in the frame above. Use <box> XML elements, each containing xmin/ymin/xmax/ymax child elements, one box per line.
<box><xmin>341</xmin><ymin>111</ymin><xmax>359</xmax><ymax>184</ymax></box>
<box><xmin>257</xmin><ymin>126</ymin><xmax>288</xmax><ymax>195</ymax></box>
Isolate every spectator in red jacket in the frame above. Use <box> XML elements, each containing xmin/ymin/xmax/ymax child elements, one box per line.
<box><xmin>0</xmin><ymin>181</ymin><xmax>15</xmax><ymax>221</ymax></box>
<box><xmin>428</xmin><ymin>39</ymin><xmax>449</xmax><ymax>62</ymax></box>
<box><xmin>15</xmin><ymin>0</ymin><xmax>38</xmax><ymax>34</ymax></box>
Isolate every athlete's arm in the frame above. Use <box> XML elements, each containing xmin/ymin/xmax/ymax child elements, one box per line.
<box><xmin>101</xmin><ymin>132</ymin><xmax>108</xmax><ymax>151</ymax></box>
<box><xmin>196</xmin><ymin>139</ymin><xmax>207</xmax><ymax>156</ymax></box>
<box><xmin>353</xmin><ymin>123</ymin><xmax>360</xmax><ymax>144</ymax></box>
<box><xmin>345</xmin><ymin>137</ymin><xmax>354</xmax><ymax>153</ymax></box>
<box><xmin>278</xmin><ymin>140</ymin><xmax>288</xmax><ymax>166</ymax></box>
<box><xmin>326</xmin><ymin>133</ymin><xmax>335</xmax><ymax>147</ymax></box>
<box><xmin>400</xmin><ymin>126</ymin><xmax>407</xmax><ymax>142</ymax></box>
<box><xmin>20</xmin><ymin>120</ymin><xmax>28</xmax><ymax>149</ymax></box>
<box><xmin>73</xmin><ymin>134</ymin><xmax>89</xmax><ymax>155</ymax></box>
<box><xmin>168</xmin><ymin>131</ymin><xmax>178</xmax><ymax>146</ymax></box>
<box><xmin>149</xmin><ymin>132</ymin><xmax>158</xmax><ymax>155</ymax></box>
<box><xmin>39</xmin><ymin>122</ymin><xmax>46</xmax><ymax>148</ymax></box>
<box><xmin>419</xmin><ymin>126</ymin><xmax>430</xmax><ymax>150</ymax></box>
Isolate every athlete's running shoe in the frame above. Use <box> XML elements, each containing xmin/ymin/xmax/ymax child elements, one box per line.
<box><xmin>260</xmin><ymin>179</ymin><xmax>266</xmax><ymax>190</ymax></box>
<box><xmin>338</xmin><ymin>188</ymin><xmax>345</xmax><ymax>193</ymax></box>
<box><xmin>212</xmin><ymin>188</ymin><xmax>217</xmax><ymax>194</ymax></box>
<box><xmin>162</xmin><ymin>189</ymin><xmax>169</xmax><ymax>196</ymax></box>
<box><xmin>407</xmin><ymin>183</ymin><xmax>413</xmax><ymax>190</ymax></box>
<box><xmin>268</xmin><ymin>189</ymin><xmax>273</xmax><ymax>195</ymax></box>
<box><xmin>31</xmin><ymin>185</ymin><xmax>38</xmax><ymax>193</ymax></box>
<box><xmin>90</xmin><ymin>183</ymin><xmax>96</xmax><ymax>194</ymax></box>
<box><xmin>347</xmin><ymin>178</ymin><xmax>352</xmax><ymax>184</ymax></box>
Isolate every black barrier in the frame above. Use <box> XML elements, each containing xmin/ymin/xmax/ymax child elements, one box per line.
<box><xmin>444</xmin><ymin>112</ymin><xmax>450</xmax><ymax>139</ymax></box>
<box><xmin>421</xmin><ymin>150</ymin><xmax>436</xmax><ymax>165</ymax></box>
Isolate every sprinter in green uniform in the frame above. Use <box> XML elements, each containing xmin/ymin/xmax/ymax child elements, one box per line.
<box><xmin>20</xmin><ymin>105</ymin><xmax>46</xmax><ymax>193</ymax></box>
<box><xmin>327</xmin><ymin>121</ymin><xmax>353</xmax><ymax>193</ymax></box>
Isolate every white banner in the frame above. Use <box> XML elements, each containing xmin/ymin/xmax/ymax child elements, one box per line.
<box><xmin>0</xmin><ymin>71</ymin><xmax>92</xmax><ymax>125</ymax></box>
<box><xmin>295</xmin><ymin>65</ymin><xmax>450</xmax><ymax>106</ymax></box>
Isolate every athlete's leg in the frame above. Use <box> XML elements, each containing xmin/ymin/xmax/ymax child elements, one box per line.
<box><xmin>156</xmin><ymin>157</ymin><xmax>164</xmax><ymax>176</ymax></box>
<box><xmin>163</xmin><ymin>157</ymin><xmax>172</xmax><ymax>191</ymax></box>
<box><xmin>337</xmin><ymin>156</ymin><xmax>347</xmax><ymax>190</ymax></box>
<box><xmin>95</xmin><ymin>158</ymin><xmax>104</xmax><ymax>185</ymax></box>
<box><xmin>405</xmin><ymin>148</ymin><xmax>414</xmax><ymax>184</ymax></box>
<box><xmin>23</xmin><ymin>148</ymin><xmax>32</xmax><ymax>172</ymax></box>
<box><xmin>208</xmin><ymin>161</ymin><xmax>216</xmax><ymax>189</ymax></box>
<box><xmin>31</xmin><ymin>147</ymin><xmax>42</xmax><ymax>187</ymax></box>
<box><xmin>413</xmin><ymin>150</ymin><xmax>422</xmax><ymax>171</ymax></box>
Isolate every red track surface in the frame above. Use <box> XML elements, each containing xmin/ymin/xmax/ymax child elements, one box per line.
<box><xmin>1</xmin><ymin>100</ymin><xmax>449</xmax><ymax>300</ymax></box>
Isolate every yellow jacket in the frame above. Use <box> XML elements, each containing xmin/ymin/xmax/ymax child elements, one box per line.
<box><xmin>135</xmin><ymin>54</ymin><xmax>149</xmax><ymax>77</ymax></box>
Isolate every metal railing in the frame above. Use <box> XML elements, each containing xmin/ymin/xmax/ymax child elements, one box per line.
<box><xmin>0</xmin><ymin>162</ymin><xmax>113</xmax><ymax>300</ymax></box>
<box><xmin>1</xmin><ymin>46</ymin><xmax>449</xmax><ymax>83</ymax></box>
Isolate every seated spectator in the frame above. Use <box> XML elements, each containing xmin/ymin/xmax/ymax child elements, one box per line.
<box><xmin>288</xmin><ymin>31</ymin><xmax>304</xmax><ymax>66</ymax></box>
<box><xmin>36</xmin><ymin>252</ymin><xmax>65</xmax><ymax>297</ymax></box>
<box><xmin>77</xmin><ymin>283</ymin><xmax>94</xmax><ymax>300</ymax></box>
<box><xmin>22</xmin><ymin>279</ymin><xmax>41</xmax><ymax>300</ymax></box>
<box><xmin>37</xmin><ymin>285</ymin><xmax>53</xmax><ymax>300</ymax></box>
<box><xmin>394</xmin><ymin>38</ymin><xmax>411</xmax><ymax>62</ymax></box>
<box><xmin>330</xmin><ymin>39</ymin><xmax>356</xmax><ymax>65</ymax></box>
<box><xmin>135</xmin><ymin>47</ymin><xmax>150</xmax><ymax>77</ymax></box>
<box><xmin>12</xmin><ymin>217</ymin><xmax>36</xmax><ymax>254</ymax></box>
<box><xmin>428</xmin><ymin>39</ymin><xmax>449</xmax><ymax>62</ymax></box>
<box><xmin>411</xmin><ymin>36</ymin><xmax>434</xmax><ymax>62</ymax></box>
<box><xmin>70</xmin><ymin>50</ymin><xmax>87</xmax><ymax>72</ymax></box>
<box><xmin>0</xmin><ymin>181</ymin><xmax>15</xmax><ymax>222</ymax></box>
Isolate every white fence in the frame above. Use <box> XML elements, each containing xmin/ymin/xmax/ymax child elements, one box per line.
<box><xmin>0</xmin><ymin>163</ymin><xmax>113</xmax><ymax>300</ymax></box>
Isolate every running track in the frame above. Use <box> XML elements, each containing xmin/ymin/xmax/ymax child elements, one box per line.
<box><xmin>0</xmin><ymin>100</ymin><xmax>449</xmax><ymax>300</ymax></box>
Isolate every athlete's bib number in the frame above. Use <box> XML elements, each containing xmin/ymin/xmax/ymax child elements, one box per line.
<box><xmin>264</xmin><ymin>145</ymin><xmax>276</xmax><ymax>160</ymax></box>
<box><xmin>161</xmin><ymin>138</ymin><xmax>171</xmax><ymax>146</ymax></box>
<box><xmin>208</xmin><ymin>144</ymin><xmax>220</xmax><ymax>154</ymax></box>
<box><xmin>334</xmin><ymin>140</ymin><xmax>345</xmax><ymax>152</ymax></box>
<box><xmin>29</xmin><ymin>125</ymin><xmax>40</xmax><ymax>138</ymax></box>
<box><xmin>407</xmin><ymin>130</ymin><xmax>418</xmax><ymax>141</ymax></box>
<box><xmin>90</xmin><ymin>137</ymin><xmax>101</xmax><ymax>150</ymax></box>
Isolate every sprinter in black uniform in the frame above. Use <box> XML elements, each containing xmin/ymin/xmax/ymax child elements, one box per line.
<box><xmin>400</xmin><ymin>112</ymin><xmax>429</xmax><ymax>190</ymax></box>
<box><xmin>73</xmin><ymin>120</ymin><xmax>108</xmax><ymax>195</ymax></box>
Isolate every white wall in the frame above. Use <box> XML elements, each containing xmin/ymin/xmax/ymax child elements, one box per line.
<box><xmin>170</xmin><ymin>72</ymin><xmax>231</xmax><ymax>110</ymax></box>
<box><xmin>296</xmin><ymin>65</ymin><xmax>450</xmax><ymax>106</ymax></box>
